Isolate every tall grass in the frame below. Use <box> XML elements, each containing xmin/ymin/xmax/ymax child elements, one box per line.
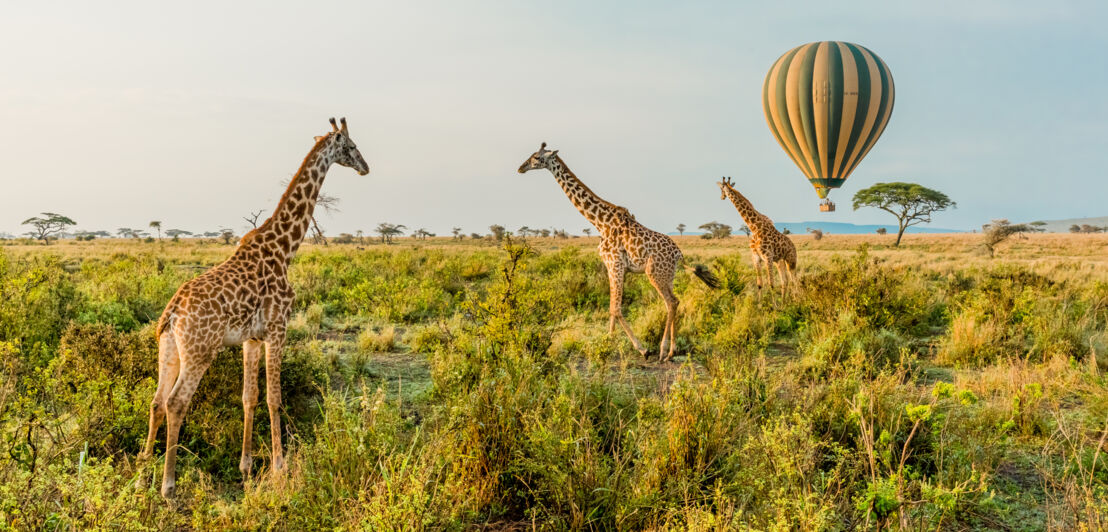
<box><xmin>0</xmin><ymin>235</ymin><xmax>1105</xmax><ymax>529</ymax></box>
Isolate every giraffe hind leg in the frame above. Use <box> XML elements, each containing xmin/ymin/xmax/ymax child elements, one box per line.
<box><xmin>137</xmin><ymin>331</ymin><xmax>180</xmax><ymax>489</ymax></box>
<box><xmin>161</xmin><ymin>342</ymin><xmax>217</xmax><ymax>499</ymax></box>
<box><xmin>775</xmin><ymin>261</ymin><xmax>788</xmax><ymax>297</ymax></box>
<box><xmin>646</xmin><ymin>266</ymin><xmax>679</xmax><ymax>362</ymax></box>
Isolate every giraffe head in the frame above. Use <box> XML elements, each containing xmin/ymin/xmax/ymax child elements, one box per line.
<box><xmin>717</xmin><ymin>176</ymin><xmax>736</xmax><ymax>200</ymax></box>
<box><xmin>317</xmin><ymin>117</ymin><xmax>370</xmax><ymax>175</ymax></box>
<box><xmin>517</xmin><ymin>142</ymin><xmax>558</xmax><ymax>174</ymax></box>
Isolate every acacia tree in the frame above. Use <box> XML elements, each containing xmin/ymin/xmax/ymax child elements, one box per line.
<box><xmin>852</xmin><ymin>182</ymin><xmax>955</xmax><ymax>247</ymax></box>
<box><xmin>149</xmin><ymin>220</ymin><xmax>163</xmax><ymax>241</ymax></box>
<box><xmin>698</xmin><ymin>221</ymin><xmax>732</xmax><ymax>239</ymax></box>
<box><xmin>489</xmin><ymin>225</ymin><xmax>506</xmax><ymax>241</ymax></box>
<box><xmin>582</xmin><ymin>228</ymin><xmax>592</xmax><ymax>237</ymax></box>
<box><xmin>982</xmin><ymin>219</ymin><xmax>1043</xmax><ymax>257</ymax></box>
<box><xmin>166</xmin><ymin>229</ymin><xmax>192</xmax><ymax>241</ymax></box>
<box><xmin>243</xmin><ymin>210</ymin><xmax>264</xmax><ymax>229</ymax></box>
<box><xmin>376</xmin><ymin>223</ymin><xmax>406</xmax><ymax>244</ymax></box>
<box><xmin>676</xmin><ymin>223</ymin><xmax>686</xmax><ymax>236</ymax></box>
<box><xmin>22</xmin><ymin>213</ymin><xmax>76</xmax><ymax>244</ymax></box>
<box><xmin>452</xmin><ymin>227</ymin><xmax>463</xmax><ymax>240</ymax></box>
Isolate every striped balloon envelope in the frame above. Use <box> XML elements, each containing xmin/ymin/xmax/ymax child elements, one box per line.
<box><xmin>762</xmin><ymin>41</ymin><xmax>895</xmax><ymax>203</ymax></box>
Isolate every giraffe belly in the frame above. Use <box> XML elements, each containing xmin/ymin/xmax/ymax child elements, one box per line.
<box><xmin>222</xmin><ymin>310</ymin><xmax>266</xmax><ymax>346</ymax></box>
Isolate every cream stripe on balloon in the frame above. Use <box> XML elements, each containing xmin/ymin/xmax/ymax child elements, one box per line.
<box><xmin>812</xmin><ymin>41</ymin><xmax>831</xmax><ymax>179</ymax></box>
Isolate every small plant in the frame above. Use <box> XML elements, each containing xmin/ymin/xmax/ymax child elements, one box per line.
<box><xmin>357</xmin><ymin>324</ymin><xmax>397</xmax><ymax>353</ymax></box>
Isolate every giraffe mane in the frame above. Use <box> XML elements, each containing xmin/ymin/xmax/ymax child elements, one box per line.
<box><xmin>553</xmin><ymin>154</ymin><xmax>629</xmax><ymax>214</ymax></box>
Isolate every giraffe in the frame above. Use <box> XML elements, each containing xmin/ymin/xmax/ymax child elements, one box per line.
<box><xmin>138</xmin><ymin>118</ymin><xmax>369</xmax><ymax>499</ymax></box>
<box><xmin>717</xmin><ymin>176</ymin><xmax>797</xmax><ymax>295</ymax></box>
<box><xmin>518</xmin><ymin>142</ymin><xmax>719</xmax><ymax>362</ymax></box>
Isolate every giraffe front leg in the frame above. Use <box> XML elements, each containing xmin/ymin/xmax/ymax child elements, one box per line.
<box><xmin>751</xmin><ymin>255</ymin><xmax>764</xmax><ymax>290</ymax></box>
<box><xmin>239</xmin><ymin>339</ymin><xmax>263</xmax><ymax>480</ymax></box>
<box><xmin>606</xmin><ymin>261</ymin><xmax>647</xmax><ymax>357</ymax></box>
<box><xmin>264</xmin><ymin>337</ymin><xmax>286</xmax><ymax>474</ymax></box>
<box><xmin>264</xmin><ymin>306</ymin><xmax>291</xmax><ymax>475</ymax></box>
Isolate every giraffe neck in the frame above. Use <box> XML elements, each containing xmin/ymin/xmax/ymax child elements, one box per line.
<box><xmin>253</xmin><ymin>135</ymin><xmax>339</xmax><ymax>262</ymax></box>
<box><xmin>547</xmin><ymin>155</ymin><xmax>623</xmax><ymax>231</ymax></box>
<box><xmin>724</xmin><ymin>186</ymin><xmax>772</xmax><ymax>233</ymax></box>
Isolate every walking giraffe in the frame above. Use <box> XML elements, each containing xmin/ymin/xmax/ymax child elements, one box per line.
<box><xmin>138</xmin><ymin>118</ymin><xmax>370</xmax><ymax>498</ymax></box>
<box><xmin>518</xmin><ymin>143</ymin><xmax>718</xmax><ymax>361</ymax></box>
<box><xmin>717</xmin><ymin>176</ymin><xmax>797</xmax><ymax>294</ymax></box>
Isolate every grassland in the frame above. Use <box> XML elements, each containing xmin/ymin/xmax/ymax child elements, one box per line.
<box><xmin>0</xmin><ymin>233</ymin><xmax>1106</xmax><ymax>530</ymax></box>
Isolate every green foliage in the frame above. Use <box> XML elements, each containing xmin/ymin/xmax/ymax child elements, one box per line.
<box><xmin>0</xmin><ymin>240</ymin><xmax>1105</xmax><ymax>529</ymax></box>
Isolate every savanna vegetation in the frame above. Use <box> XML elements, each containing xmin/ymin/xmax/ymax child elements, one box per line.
<box><xmin>1</xmin><ymin>233</ymin><xmax>1106</xmax><ymax>530</ymax></box>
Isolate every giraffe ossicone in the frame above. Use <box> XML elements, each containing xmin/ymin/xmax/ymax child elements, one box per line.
<box><xmin>518</xmin><ymin>142</ymin><xmax>719</xmax><ymax>361</ymax></box>
<box><xmin>137</xmin><ymin>118</ymin><xmax>370</xmax><ymax>499</ymax></box>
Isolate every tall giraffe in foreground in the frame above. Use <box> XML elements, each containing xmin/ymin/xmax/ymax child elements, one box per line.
<box><xmin>138</xmin><ymin>118</ymin><xmax>370</xmax><ymax>498</ymax></box>
<box><xmin>718</xmin><ymin>176</ymin><xmax>797</xmax><ymax>294</ymax></box>
<box><xmin>519</xmin><ymin>143</ymin><xmax>719</xmax><ymax>361</ymax></box>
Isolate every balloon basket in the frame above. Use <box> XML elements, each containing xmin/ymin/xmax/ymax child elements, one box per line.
<box><xmin>819</xmin><ymin>200</ymin><xmax>836</xmax><ymax>212</ymax></box>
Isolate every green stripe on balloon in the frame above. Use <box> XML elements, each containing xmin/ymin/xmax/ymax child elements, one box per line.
<box><xmin>796</xmin><ymin>43</ymin><xmax>821</xmax><ymax>178</ymax></box>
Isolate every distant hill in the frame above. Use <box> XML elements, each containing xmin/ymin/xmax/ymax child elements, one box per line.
<box><xmin>774</xmin><ymin>221</ymin><xmax>963</xmax><ymax>235</ymax></box>
<box><xmin>673</xmin><ymin>221</ymin><xmax>963</xmax><ymax>236</ymax></box>
<box><xmin>1022</xmin><ymin>216</ymin><xmax>1108</xmax><ymax>233</ymax></box>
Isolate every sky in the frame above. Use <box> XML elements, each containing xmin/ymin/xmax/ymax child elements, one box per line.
<box><xmin>2</xmin><ymin>1</ymin><xmax>1106</xmax><ymax>238</ymax></box>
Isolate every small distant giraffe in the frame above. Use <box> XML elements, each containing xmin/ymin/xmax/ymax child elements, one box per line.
<box><xmin>718</xmin><ymin>176</ymin><xmax>797</xmax><ymax>294</ymax></box>
<box><xmin>519</xmin><ymin>143</ymin><xmax>719</xmax><ymax>361</ymax></box>
<box><xmin>138</xmin><ymin>118</ymin><xmax>370</xmax><ymax>498</ymax></box>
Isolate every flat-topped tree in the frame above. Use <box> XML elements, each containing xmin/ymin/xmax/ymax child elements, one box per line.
<box><xmin>376</xmin><ymin>222</ymin><xmax>405</xmax><ymax>244</ymax></box>
<box><xmin>517</xmin><ymin>142</ymin><xmax>719</xmax><ymax>361</ymax></box>
<box><xmin>852</xmin><ymin>182</ymin><xmax>955</xmax><ymax>247</ymax></box>
<box><xmin>22</xmin><ymin>212</ymin><xmax>76</xmax><ymax>244</ymax></box>
<box><xmin>138</xmin><ymin>118</ymin><xmax>369</xmax><ymax>499</ymax></box>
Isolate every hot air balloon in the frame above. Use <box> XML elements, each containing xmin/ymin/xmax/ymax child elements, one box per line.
<box><xmin>762</xmin><ymin>41</ymin><xmax>895</xmax><ymax>211</ymax></box>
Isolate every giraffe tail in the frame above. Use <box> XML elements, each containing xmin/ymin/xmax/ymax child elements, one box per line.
<box><xmin>686</xmin><ymin>263</ymin><xmax>721</xmax><ymax>290</ymax></box>
<box><xmin>155</xmin><ymin>296</ymin><xmax>179</xmax><ymax>339</ymax></box>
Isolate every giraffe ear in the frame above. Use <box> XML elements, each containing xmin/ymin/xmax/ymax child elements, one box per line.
<box><xmin>550</xmin><ymin>150</ymin><xmax>559</xmax><ymax>157</ymax></box>
<box><xmin>314</xmin><ymin>136</ymin><xmax>324</xmax><ymax>142</ymax></box>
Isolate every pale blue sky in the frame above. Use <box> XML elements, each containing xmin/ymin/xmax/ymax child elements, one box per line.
<box><xmin>2</xmin><ymin>1</ymin><xmax>1105</xmax><ymax>237</ymax></box>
